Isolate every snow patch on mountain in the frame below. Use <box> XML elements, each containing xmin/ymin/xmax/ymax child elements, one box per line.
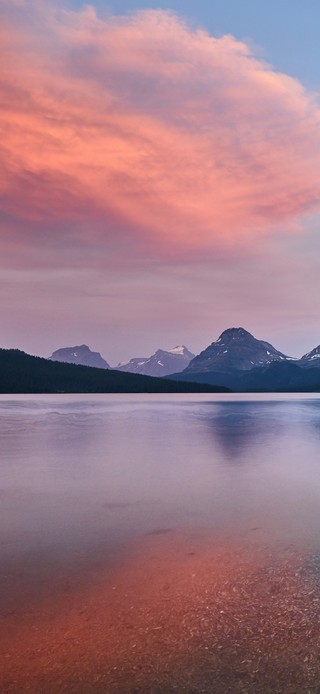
<box><xmin>168</xmin><ymin>345</ymin><xmax>189</xmax><ymax>355</ymax></box>
<box><xmin>49</xmin><ymin>345</ymin><xmax>110</xmax><ymax>369</ymax></box>
<box><xmin>115</xmin><ymin>345</ymin><xmax>195</xmax><ymax>377</ymax></box>
<box><xmin>184</xmin><ymin>327</ymin><xmax>292</xmax><ymax>376</ymax></box>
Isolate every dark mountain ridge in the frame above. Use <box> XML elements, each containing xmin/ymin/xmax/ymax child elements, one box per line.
<box><xmin>170</xmin><ymin>328</ymin><xmax>320</xmax><ymax>392</ymax></box>
<box><xmin>299</xmin><ymin>345</ymin><xmax>320</xmax><ymax>367</ymax></box>
<box><xmin>186</xmin><ymin>327</ymin><xmax>290</xmax><ymax>375</ymax></box>
<box><xmin>0</xmin><ymin>349</ymin><xmax>228</xmax><ymax>394</ymax></box>
<box><xmin>236</xmin><ymin>361</ymin><xmax>320</xmax><ymax>392</ymax></box>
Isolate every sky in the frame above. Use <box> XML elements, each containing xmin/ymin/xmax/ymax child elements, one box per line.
<box><xmin>1</xmin><ymin>0</ymin><xmax>320</xmax><ymax>364</ymax></box>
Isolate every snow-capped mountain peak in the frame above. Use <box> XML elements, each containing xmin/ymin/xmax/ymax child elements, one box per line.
<box><xmin>168</xmin><ymin>345</ymin><xmax>191</xmax><ymax>356</ymax></box>
<box><xmin>184</xmin><ymin>327</ymin><xmax>291</xmax><ymax>375</ymax></box>
<box><xmin>115</xmin><ymin>345</ymin><xmax>195</xmax><ymax>377</ymax></box>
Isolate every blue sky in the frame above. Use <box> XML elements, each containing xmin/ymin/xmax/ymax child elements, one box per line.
<box><xmin>71</xmin><ymin>0</ymin><xmax>320</xmax><ymax>88</ymax></box>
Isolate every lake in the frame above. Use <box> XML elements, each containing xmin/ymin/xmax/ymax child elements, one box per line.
<box><xmin>2</xmin><ymin>394</ymin><xmax>320</xmax><ymax>692</ymax></box>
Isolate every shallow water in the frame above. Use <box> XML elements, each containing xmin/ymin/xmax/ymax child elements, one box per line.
<box><xmin>2</xmin><ymin>394</ymin><xmax>320</xmax><ymax>692</ymax></box>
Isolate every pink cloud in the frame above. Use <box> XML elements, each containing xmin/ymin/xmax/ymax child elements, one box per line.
<box><xmin>1</xmin><ymin>2</ymin><xmax>320</xmax><ymax>261</ymax></box>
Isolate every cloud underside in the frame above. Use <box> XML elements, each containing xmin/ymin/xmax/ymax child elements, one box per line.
<box><xmin>1</xmin><ymin>1</ymin><xmax>320</xmax><ymax>258</ymax></box>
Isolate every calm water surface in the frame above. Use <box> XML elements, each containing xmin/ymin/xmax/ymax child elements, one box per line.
<box><xmin>3</xmin><ymin>394</ymin><xmax>320</xmax><ymax>693</ymax></box>
<box><xmin>2</xmin><ymin>393</ymin><xmax>320</xmax><ymax>568</ymax></box>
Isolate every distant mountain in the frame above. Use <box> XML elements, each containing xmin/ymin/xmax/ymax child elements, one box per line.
<box><xmin>172</xmin><ymin>327</ymin><xmax>290</xmax><ymax>386</ymax></box>
<box><xmin>49</xmin><ymin>344</ymin><xmax>110</xmax><ymax>369</ymax></box>
<box><xmin>168</xmin><ymin>327</ymin><xmax>320</xmax><ymax>391</ymax></box>
<box><xmin>299</xmin><ymin>345</ymin><xmax>320</xmax><ymax>367</ymax></box>
<box><xmin>0</xmin><ymin>349</ymin><xmax>229</xmax><ymax>394</ymax></box>
<box><xmin>115</xmin><ymin>345</ymin><xmax>195</xmax><ymax>377</ymax></box>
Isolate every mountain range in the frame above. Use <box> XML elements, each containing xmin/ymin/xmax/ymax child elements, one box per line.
<box><xmin>49</xmin><ymin>344</ymin><xmax>194</xmax><ymax>377</ymax></box>
<box><xmin>169</xmin><ymin>327</ymin><xmax>320</xmax><ymax>391</ymax></box>
<box><xmin>7</xmin><ymin>326</ymin><xmax>320</xmax><ymax>392</ymax></box>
